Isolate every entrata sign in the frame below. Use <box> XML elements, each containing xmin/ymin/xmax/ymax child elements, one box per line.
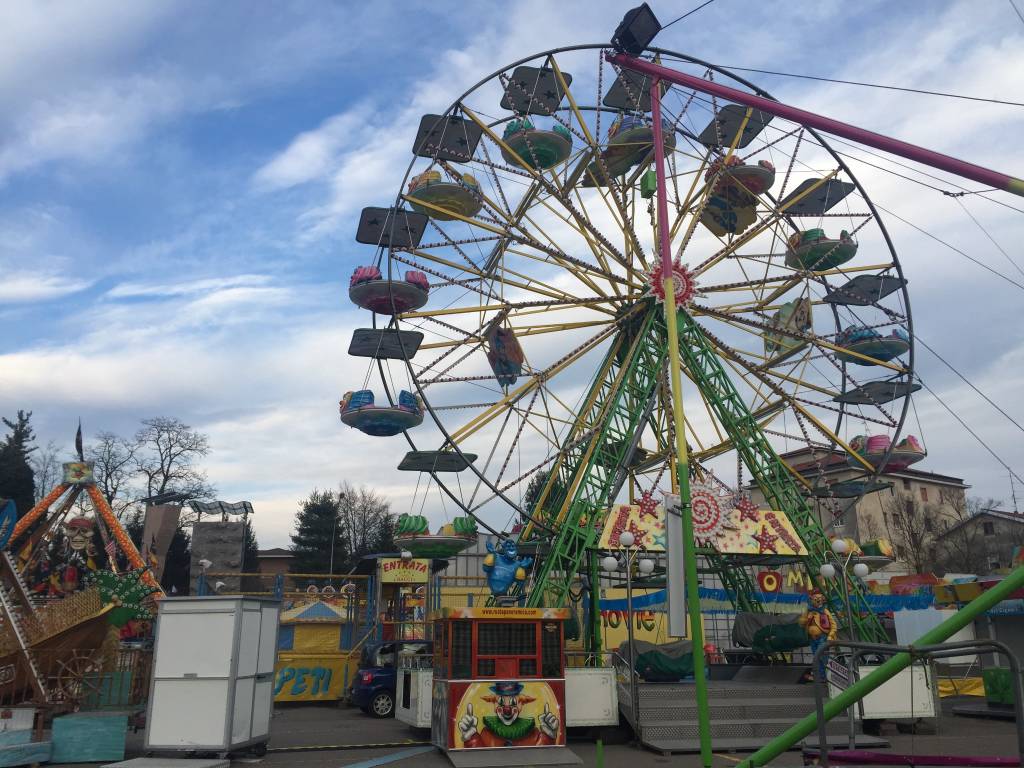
<box><xmin>380</xmin><ymin>557</ymin><xmax>430</xmax><ymax>583</ymax></box>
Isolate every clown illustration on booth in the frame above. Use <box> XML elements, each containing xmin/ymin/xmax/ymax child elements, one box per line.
<box><xmin>457</xmin><ymin>681</ymin><xmax>561</xmax><ymax>748</ymax></box>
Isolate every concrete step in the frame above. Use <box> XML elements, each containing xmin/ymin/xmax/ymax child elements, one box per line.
<box><xmin>640</xmin><ymin>716</ymin><xmax>849</xmax><ymax>742</ymax></box>
<box><xmin>635</xmin><ymin>682</ymin><xmax>815</xmax><ymax>706</ymax></box>
<box><xmin>635</xmin><ymin>697</ymin><xmax>829</xmax><ymax>723</ymax></box>
<box><xmin>641</xmin><ymin>732</ymin><xmax>887</xmax><ymax>755</ymax></box>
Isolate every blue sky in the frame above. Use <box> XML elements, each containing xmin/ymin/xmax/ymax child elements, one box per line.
<box><xmin>2</xmin><ymin>1</ymin><xmax>1023</xmax><ymax>547</ymax></box>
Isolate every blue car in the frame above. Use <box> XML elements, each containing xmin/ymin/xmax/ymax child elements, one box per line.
<box><xmin>350</xmin><ymin>639</ymin><xmax>432</xmax><ymax>718</ymax></box>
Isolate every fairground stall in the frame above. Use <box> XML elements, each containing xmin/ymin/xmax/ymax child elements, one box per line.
<box><xmin>429</xmin><ymin>607</ymin><xmax>581</xmax><ymax>764</ymax></box>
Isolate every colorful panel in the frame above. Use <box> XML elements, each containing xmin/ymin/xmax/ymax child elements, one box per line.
<box><xmin>448</xmin><ymin>679</ymin><xmax>565</xmax><ymax>750</ymax></box>
<box><xmin>598</xmin><ymin>500</ymin><xmax>807</xmax><ymax>555</ymax></box>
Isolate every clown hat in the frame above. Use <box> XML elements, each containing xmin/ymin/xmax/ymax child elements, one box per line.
<box><xmin>488</xmin><ymin>681</ymin><xmax>524</xmax><ymax>697</ymax></box>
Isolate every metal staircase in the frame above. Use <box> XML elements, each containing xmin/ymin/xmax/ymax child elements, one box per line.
<box><xmin>618</xmin><ymin>674</ymin><xmax>878</xmax><ymax>754</ymax></box>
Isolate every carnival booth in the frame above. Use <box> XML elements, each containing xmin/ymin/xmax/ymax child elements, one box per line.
<box><xmin>273</xmin><ymin>597</ymin><xmax>352</xmax><ymax>703</ymax></box>
<box><xmin>429</xmin><ymin>607</ymin><xmax>576</xmax><ymax>762</ymax></box>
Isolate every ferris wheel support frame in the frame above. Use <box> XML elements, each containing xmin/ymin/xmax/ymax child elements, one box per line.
<box><xmin>650</xmin><ymin>75</ymin><xmax>714</xmax><ymax>768</ymax></box>
<box><xmin>610</xmin><ymin>53</ymin><xmax>1024</xmax><ymax>197</ymax></box>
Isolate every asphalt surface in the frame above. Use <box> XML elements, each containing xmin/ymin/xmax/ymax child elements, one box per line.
<box><xmin>63</xmin><ymin>697</ymin><xmax>1022</xmax><ymax>767</ymax></box>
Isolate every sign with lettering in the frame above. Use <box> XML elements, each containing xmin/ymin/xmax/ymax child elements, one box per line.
<box><xmin>273</xmin><ymin>657</ymin><xmax>350</xmax><ymax>701</ymax></box>
<box><xmin>380</xmin><ymin>557</ymin><xmax>430</xmax><ymax>583</ymax></box>
<box><xmin>827</xmin><ymin>657</ymin><xmax>850</xmax><ymax>689</ymax></box>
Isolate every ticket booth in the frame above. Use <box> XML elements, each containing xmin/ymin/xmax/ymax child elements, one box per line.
<box><xmin>430</xmin><ymin>607</ymin><xmax>574</xmax><ymax>760</ymax></box>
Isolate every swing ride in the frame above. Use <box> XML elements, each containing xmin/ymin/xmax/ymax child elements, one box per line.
<box><xmin>336</xmin><ymin>5</ymin><xmax>1024</xmax><ymax>763</ymax></box>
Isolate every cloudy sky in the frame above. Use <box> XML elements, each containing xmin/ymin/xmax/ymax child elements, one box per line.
<box><xmin>2</xmin><ymin>0</ymin><xmax>1023</xmax><ymax>548</ymax></box>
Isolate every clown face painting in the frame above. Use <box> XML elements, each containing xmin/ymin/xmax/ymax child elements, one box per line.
<box><xmin>455</xmin><ymin>680</ymin><xmax>562</xmax><ymax>748</ymax></box>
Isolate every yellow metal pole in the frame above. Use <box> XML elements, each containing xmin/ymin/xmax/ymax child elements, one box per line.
<box><xmin>650</xmin><ymin>78</ymin><xmax>713</xmax><ymax>767</ymax></box>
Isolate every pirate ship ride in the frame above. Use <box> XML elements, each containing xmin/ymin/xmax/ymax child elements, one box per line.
<box><xmin>0</xmin><ymin>448</ymin><xmax>160</xmax><ymax>708</ymax></box>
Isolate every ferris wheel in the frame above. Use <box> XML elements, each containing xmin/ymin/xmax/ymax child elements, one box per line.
<box><xmin>343</xmin><ymin>44</ymin><xmax>918</xmax><ymax>548</ymax></box>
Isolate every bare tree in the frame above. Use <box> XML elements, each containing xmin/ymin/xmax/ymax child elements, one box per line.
<box><xmin>134</xmin><ymin>417</ymin><xmax>216</xmax><ymax>508</ymax></box>
<box><xmin>88</xmin><ymin>431</ymin><xmax>138</xmax><ymax>518</ymax></box>
<box><xmin>881</xmin><ymin>492</ymin><xmax>935</xmax><ymax>573</ymax></box>
<box><xmin>932</xmin><ymin>491</ymin><xmax>996</xmax><ymax>574</ymax></box>
<box><xmin>29</xmin><ymin>440</ymin><xmax>64</xmax><ymax>502</ymax></box>
<box><xmin>337</xmin><ymin>482</ymin><xmax>393</xmax><ymax>567</ymax></box>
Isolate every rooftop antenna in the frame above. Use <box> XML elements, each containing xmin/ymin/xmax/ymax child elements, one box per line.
<box><xmin>1011</xmin><ymin>469</ymin><xmax>1020</xmax><ymax>514</ymax></box>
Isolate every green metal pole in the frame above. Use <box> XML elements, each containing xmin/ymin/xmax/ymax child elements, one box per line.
<box><xmin>737</xmin><ymin>565</ymin><xmax>1024</xmax><ymax>767</ymax></box>
<box><xmin>650</xmin><ymin>79</ymin><xmax>713</xmax><ymax>767</ymax></box>
<box><xmin>588</xmin><ymin>549</ymin><xmax>603</xmax><ymax>663</ymax></box>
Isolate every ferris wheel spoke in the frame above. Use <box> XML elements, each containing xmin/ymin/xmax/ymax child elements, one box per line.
<box><xmin>695</xmin><ymin>320</ymin><xmax>877</xmax><ymax>472</ymax></box>
<box><xmin>692</xmin><ymin>170</ymin><xmax>841</xmax><ymax>276</ymax></box>
<box><xmin>694</xmin><ymin>303</ymin><xmax>909</xmax><ymax>375</ymax></box>
<box><xmin>399</xmin><ymin>247</ymin><xmax>582</xmax><ymax>305</ymax></box>
<box><xmin>442</xmin><ymin>323</ymin><xmax>619</xmax><ymax>445</ymax></box>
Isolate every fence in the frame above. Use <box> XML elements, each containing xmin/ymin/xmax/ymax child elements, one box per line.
<box><xmin>0</xmin><ymin>645</ymin><xmax>153</xmax><ymax>713</ymax></box>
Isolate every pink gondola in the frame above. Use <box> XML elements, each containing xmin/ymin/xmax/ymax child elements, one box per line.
<box><xmin>349</xmin><ymin>266</ymin><xmax>430</xmax><ymax>314</ymax></box>
<box><xmin>848</xmin><ymin>434</ymin><xmax>926</xmax><ymax>471</ymax></box>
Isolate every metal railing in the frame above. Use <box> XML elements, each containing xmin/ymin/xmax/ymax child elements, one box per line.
<box><xmin>811</xmin><ymin>639</ymin><xmax>1024</xmax><ymax>768</ymax></box>
<box><xmin>0</xmin><ymin>646</ymin><xmax>153</xmax><ymax>712</ymax></box>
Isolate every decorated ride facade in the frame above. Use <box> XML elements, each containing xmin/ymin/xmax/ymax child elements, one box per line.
<box><xmin>430</xmin><ymin>607</ymin><xmax>568</xmax><ymax>753</ymax></box>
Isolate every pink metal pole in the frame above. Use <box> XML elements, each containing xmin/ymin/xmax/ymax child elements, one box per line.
<box><xmin>609</xmin><ymin>53</ymin><xmax>1024</xmax><ymax>198</ymax></box>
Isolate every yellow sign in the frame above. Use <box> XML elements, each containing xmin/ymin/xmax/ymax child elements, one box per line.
<box><xmin>273</xmin><ymin>654</ymin><xmax>351</xmax><ymax>702</ymax></box>
<box><xmin>380</xmin><ymin>557</ymin><xmax>430</xmax><ymax>583</ymax></box>
<box><xmin>598</xmin><ymin>499</ymin><xmax>808</xmax><ymax>556</ymax></box>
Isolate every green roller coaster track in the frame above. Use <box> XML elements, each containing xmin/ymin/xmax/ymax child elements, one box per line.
<box><xmin>495</xmin><ymin>300</ymin><xmax>886</xmax><ymax>644</ymax></box>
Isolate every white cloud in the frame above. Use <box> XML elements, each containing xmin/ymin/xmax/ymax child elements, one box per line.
<box><xmin>0</xmin><ymin>272</ymin><xmax>91</xmax><ymax>303</ymax></box>
<box><xmin>252</xmin><ymin>109</ymin><xmax>370</xmax><ymax>191</ymax></box>
<box><xmin>107</xmin><ymin>274</ymin><xmax>273</xmax><ymax>299</ymax></box>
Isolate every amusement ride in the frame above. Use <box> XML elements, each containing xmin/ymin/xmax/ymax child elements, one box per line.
<box><xmin>336</xmin><ymin>5</ymin><xmax>1024</xmax><ymax>765</ymax></box>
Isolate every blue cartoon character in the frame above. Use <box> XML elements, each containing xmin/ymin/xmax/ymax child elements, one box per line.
<box><xmin>482</xmin><ymin>538</ymin><xmax>532</xmax><ymax>597</ymax></box>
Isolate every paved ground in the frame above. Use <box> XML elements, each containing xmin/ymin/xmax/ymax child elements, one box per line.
<box><xmin>257</xmin><ymin>698</ymin><xmax>1020</xmax><ymax>767</ymax></box>
<box><xmin>79</xmin><ymin>698</ymin><xmax>1021</xmax><ymax>767</ymax></box>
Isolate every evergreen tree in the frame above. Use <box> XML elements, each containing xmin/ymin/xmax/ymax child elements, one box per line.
<box><xmin>242</xmin><ymin>519</ymin><xmax>259</xmax><ymax>572</ymax></box>
<box><xmin>0</xmin><ymin>411</ymin><xmax>37</xmax><ymax>517</ymax></box>
<box><xmin>290</xmin><ymin>490</ymin><xmax>345</xmax><ymax>574</ymax></box>
<box><xmin>241</xmin><ymin>519</ymin><xmax>260</xmax><ymax>592</ymax></box>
